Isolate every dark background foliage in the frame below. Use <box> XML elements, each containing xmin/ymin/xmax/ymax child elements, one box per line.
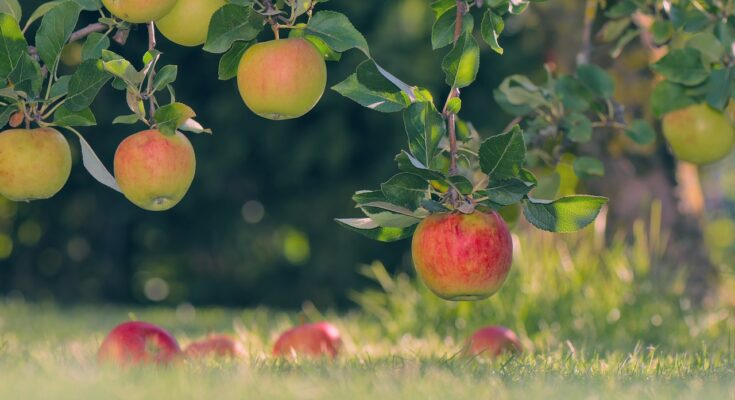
<box><xmin>0</xmin><ymin>0</ymin><xmax>550</xmax><ymax>308</ymax></box>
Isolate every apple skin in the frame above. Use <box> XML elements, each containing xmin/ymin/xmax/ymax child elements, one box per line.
<box><xmin>0</xmin><ymin>128</ymin><xmax>71</xmax><ymax>202</ymax></box>
<box><xmin>98</xmin><ymin>321</ymin><xmax>181</xmax><ymax>366</ymax></box>
<box><xmin>465</xmin><ymin>326</ymin><xmax>522</xmax><ymax>358</ymax></box>
<box><xmin>237</xmin><ymin>38</ymin><xmax>327</xmax><ymax>120</ymax></box>
<box><xmin>102</xmin><ymin>0</ymin><xmax>178</xmax><ymax>23</ymax></box>
<box><xmin>185</xmin><ymin>335</ymin><xmax>245</xmax><ymax>359</ymax></box>
<box><xmin>411</xmin><ymin>211</ymin><xmax>513</xmax><ymax>301</ymax></box>
<box><xmin>114</xmin><ymin>130</ymin><xmax>196</xmax><ymax>212</ymax></box>
<box><xmin>156</xmin><ymin>0</ymin><xmax>226</xmax><ymax>47</ymax></box>
<box><xmin>662</xmin><ymin>104</ymin><xmax>735</xmax><ymax>165</ymax></box>
<box><xmin>272</xmin><ymin>322</ymin><xmax>341</xmax><ymax>359</ymax></box>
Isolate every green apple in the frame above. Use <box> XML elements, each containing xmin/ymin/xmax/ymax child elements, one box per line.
<box><xmin>102</xmin><ymin>0</ymin><xmax>177</xmax><ymax>23</ymax></box>
<box><xmin>662</xmin><ymin>104</ymin><xmax>735</xmax><ymax>165</ymax></box>
<box><xmin>156</xmin><ymin>0</ymin><xmax>226</xmax><ymax>47</ymax></box>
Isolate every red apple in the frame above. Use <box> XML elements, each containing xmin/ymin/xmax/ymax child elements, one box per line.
<box><xmin>185</xmin><ymin>335</ymin><xmax>245</xmax><ymax>359</ymax></box>
<box><xmin>411</xmin><ymin>211</ymin><xmax>513</xmax><ymax>301</ymax></box>
<box><xmin>98</xmin><ymin>321</ymin><xmax>181</xmax><ymax>366</ymax></box>
<box><xmin>466</xmin><ymin>326</ymin><xmax>522</xmax><ymax>358</ymax></box>
<box><xmin>272</xmin><ymin>322</ymin><xmax>341</xmax><ymax>359</ymax></box>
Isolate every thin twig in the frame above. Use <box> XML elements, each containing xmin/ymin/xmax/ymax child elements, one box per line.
<box><xmin>69</xmin><ymin>22</ymin><xmax>107</xmax><ymax>43</ymax></box>
<box><xmin>577</xmin><ymin>0</ymin><xmax>597</xmax><ymax>66</ymax></box>
<box><xmin>146</xmin><ymin>22</ymin><xmax>160</xmax><ymax>123</ymax></box>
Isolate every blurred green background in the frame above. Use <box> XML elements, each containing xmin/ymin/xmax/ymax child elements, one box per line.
<box><xmin>0</xmin><ymin>0</ymin><xmax>555</xmax><ymax>308</ymax></box>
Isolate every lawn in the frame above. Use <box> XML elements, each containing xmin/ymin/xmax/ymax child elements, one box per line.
<box><xmin>1</xmin><ymin>227</ymin><xmax>734</xmax><ymax>399</ymax></box>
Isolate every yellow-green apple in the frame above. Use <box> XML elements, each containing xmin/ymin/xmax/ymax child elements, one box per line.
<box><xmin>185</xmin><ymin>335</ymin><xmax>245</xmax><ymax>359</ymax></box>
<box><xmin>156</xmin><ymin>0</ymin><xmax>226</xmax><ymax>47</ymax></box>
<box><xmin>411</xmin><ymin>211</ymin><xmax>513</xmax><ymax>301</ymax></box>
<box><xmin>102</xmin><ymin>0</ymin><xmax>177</xmax><ymax>23</ymax></box>
<box><xmin>237</xmin><ymin>38</ymin><xmax>327</xmax><ymax>120</ymax></box>
<box><xmin>98</xmin><ymin>321</ymin><xmax>181</xmax><ymax>366</ymax></box>
<box><xmin>114</xmin><ymin>129</ymin><xmax>196</xmax><ymax>211</ymax></box>
<box><xmin>0</xmin><ymin>128</ymin><xmax>71</xmax><ymax>202</ymax></box>
<box><xmin>465</xmin><ymin>326</ymin><xmax>522</xmax><ymax>358</ymax></box>
<box><xmin>662</xmin><ymin>104</ymin><xmax>735</xmax><ymax>165</ymax></box>
<box><xmin>272</xmin><ymin>322</ymin><xmax>341</xmax><ymax>359</ymax></box>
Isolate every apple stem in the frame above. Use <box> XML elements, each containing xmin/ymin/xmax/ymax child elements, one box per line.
<box><xmin>146</xmin><ymin>23</ymin><xmax>160</xmax><ymax>125</ymax></box>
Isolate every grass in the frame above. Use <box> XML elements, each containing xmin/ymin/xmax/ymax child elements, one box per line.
<box><xmin>1</xmin><ymin>220</ymin><xmax>735</xmax><ymax>399</ymax></box>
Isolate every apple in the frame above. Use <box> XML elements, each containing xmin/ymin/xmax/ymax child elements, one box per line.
<box><xmin>156</xmin><ymin>0</ymin><xmax>226</xmax><ymax>47</ymax></box>
<box><xmin>237</xmin><ymin>38</ymin><xmax>327</xmax><ymax>120</ymax></box>
<box><xmin>662</xmin><ymin>103</ymin><xmax>735</xmax><ymax>165</ymax></box>
<box><xmin>114</xmin><ymin>129</ymin><xmax>196</xmax><ymax>211</ymax></box>
<box><xmin>465</xmin><ymin>326</ymin><xmax>522</xmax><ymax>358</ymax></box>
<box><xmin>185</xmin><ymin>335</ymin><xmax>245</xmax><ymax>359</ymax></box>
<box><xmin>411</xmin><ymin>211</ymin><xmax>513</xmax><ymax>301</ymax></box>
<box><xmin>102</xmin><ymin>0</ymin><xmax>178</xmax><ymax>23</ymax></box>
<box><xmin>0</xmin><ymin>128</ymin><xmax>71</xmax><ymax>202</ymax></box>
<box><xmin>272</xmin><ymin>322</ymin><xmax>341</xmax><ymax>359</ymax></box>
<box><xmin>98</xmin><ymin>321</ymin><xmax>181</xmax><ymax>366</ymax></box>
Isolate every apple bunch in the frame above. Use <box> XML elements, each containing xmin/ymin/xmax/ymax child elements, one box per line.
<box><xmin>97</xmin><ymin>320</ymin><xmax>343</xmax><ymax>366</ymax></box>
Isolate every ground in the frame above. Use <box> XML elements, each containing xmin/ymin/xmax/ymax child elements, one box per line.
<box><xmin>1</xmin><ymin>228</ymin><xmax>734</xmax><ymax>399</ymax></box>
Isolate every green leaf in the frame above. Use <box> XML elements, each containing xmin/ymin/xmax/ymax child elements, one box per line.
<box><xmin>152</xmin><ymin>65</ymin><xmax>177</xmax><ymax>93</ymax></box>
<box><xmin>34</xmin><ymin>1</ymin><xmax>81</xmax><ymax>70</ymax></box>
<box><xmin>100</xmin><ymin>58</ymin><xmax>143</xmax><ymax>87</ymax></box>
<box><xmin>304</xmin><ymin>11</ymin><xmax>369</xmax><ymax>56</ymax></box>
<box><xmin>441</xmin><ymin>32</ymin><xmax>480</xmax><ymax>89</ymax></box>
<box><xmin>445</xmin><ymin>97</ymin><xmax>462</xmax><ymax>114</ymax></box>
<box><xmin>332</xmin><ymin>60</ymin><xmax>411</xmax><ymax>113</ymax></box>
<box><xmin>651</xmin><ymin>48</ymin><xmax>709</xmax><ymax>86</ymax></box>
<box><xmin>52</xmin><ymin>105</ymin><xmax>96</xmax><ymax>126</ymax></box>
<box><xmin>480</xmin><ymin>9</ymin><xmax>504</xmax><ymax>54</ymax></box>
<box><xmin>112</xmin><ymin>114</ymin><xmax>141</xmax><ymax>125</ymax></box>
<box><xmin>0</xmin><ymin>13</ymin><xmax>27</xmax><ymax>80</ymax></box>
<box><xmin>203</xmin><ymin>4</ymin><xmax>263</xmax><ymax>54</ymax></box>
<box><xmin>705</xmin><ymin>67</ymin><xmax>734</xmax><ymax>110</ymax></box>
<box><xmin>577</xmin><ymin>64</ymin><xmax>615</xmax><ymax>98</ymax></box>
<box><xmin>0</xmin><ymin>104</ymin><xmax>15</xmax><ymax>128</ymax></box>
<box><xmin>0</xmin><ymin>0</ymin><xmax>21</xmax><ymax>22</ymax></box>
<box><xmin>605</xmin><ymin>0</ymin><xmax>636</xmax><ymax>18</ymax></box>
<box><xmin>650</xmin><ymin>80</ymin><xmax>695</xmax><ymax>118</ymax></box>
<box><xmin>572</xmin><ymin>157</ymin><xmax>605</xmax><ymax>179</ymax></box>
<box><xmin>523</xmin><ymin>195</ymin><xmax>608</xmax><ymax>233</ymax></box>
<box><xmin>403</xmin><ymin>101</ymin><xmax>446</xmax><ymax>169</ymax></box>
<box><xmin>153</xmin><ymin>102</ymin><xmax>196</xmax><ymax>135</ymax></box>
<box><xmin>554</xmin><ymin>75</ymin><xmax>592</xmax><ymax>112</ymax></box>
<box><xmin>431</xmin><ymin>6</ymin><xmax>473</xmax><ymax>50</ymax></box>
<box><xmin>81</xmin><ymin>32</ymin><xmax>109</xmax><ymax>61</ymax></box>
<box><xmin>651</xmin><ymin>20</ymin><xmax>673</xmax><ymax>45</ymax></box>
<box><xmin>298</xmin><ymin>33</ymin><xmax>342</xmax><ymax>62</ymax></box>
<box><xmin>381</xmin><ymin>173</ymin><xmax>428</xmax><ymax>211</ymax></box>
<box><xmin>335</xmin><ymin>218</ymin><xmax>415</xmax><ymax>242</ymax></box>
<box><xmin>359</xmin><ymin>201</ymin><xmax>422</xmax><ymax>228</ymax></box>
<box><xmin>70</xmin><ymin>128</ymin><xmax>121</xmax><ymax>193</ymax></box>
<box><xmin>395</xmin><ymin>151</ymin><xmax>445</xmax><ymax>181</ymax></box>
<box><xmin>625</xmin><ymin>119</ymin><xmax>656</xmax><ymax>145</ymax></box>
<box><xmin>8</xmin><ymin>53</ymin><xmax>42</xmax><ymax>96</ymax></box>
<box><xmin>218</xmin><ymin>40</ymin><xmax>253</xmax><ymax>80</ymax></box>
<box><xmin>687</xmin><ymin>32</ymin><xmax>725</xmax><ymax>64</ymax></box>
<box><xmin>598</xmin><ymin>18</ymin><xmax>631</xmax><ymax>43</ymax></box>
<box><xmin>66</xmin><ymin>60</ymin><xmax>111</xmax><ymax>111</ymax></box>
<box><xmin>562</xmin><ymin>113</ymin><xmax>593</xmax><ymax>143</ymax></box>
<box><xmin>476</xmin><ymin>178</ymin><xmax>532</xmax><ymax>206</ymax></box>
<box><xmin>479</xmin><ymin>125</ymin><xmax>526</xmax><ymax>179</ymax></box>
<box><xmin>49</xmin><ymin>75</ymin><xmax>70</xmax><ymax>98</ymax></box>
<box><xmin>448</xmin><ymin>175</ymin><xmax>473</xmax><ymax>195</ymax></box>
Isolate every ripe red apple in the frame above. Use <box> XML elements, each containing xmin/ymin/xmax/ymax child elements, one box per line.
<box><xmin>237</xmin><ymin>38</ymin><xmax>327</xmax><ymax>120</ymax></box>
<box><xmin>114</xmin><ymin>129</ymin><xmax>196</xmax><ymax>211</ymax></box>
<box><xmin>411</xmin><ymin>211</ymin><xmax>513</xmax><ymax>301</ymax></box>
<box><xmin>156</xmin><ymin>0</ymin><xmax>227</xmax><ymax>47</ymax></box>
<box><xmin>465</xmin><ymin>326</ymin><xmax>522</xmax><ymax>358</ymax></box>
<box><xmin>185</xmin><ymin>335</ymin><xmax>245</xmax><ymax>359</ymax></box>
<box><xmin>98</xmin><ymin>321</ymin><xmax>181</xmax><ymax>366</ymax></box>
<box><xmin>0</xmin><ymin>128</ymin><xmax>71</xmax><ymax>201</ymax></box>
<box><xmin>272</xmin><ymin>322</ymin><xmax>341</xmax><ymax>359</ymax></box>
<box><xmin>102</xmin><ymin>0</ymin><xmax>178</xmax><ymax>23</ymax></box>
<box><xmin>662</xmin><ymin>103</ymin><xmax>735</xmax><ymax>165</ymax></box>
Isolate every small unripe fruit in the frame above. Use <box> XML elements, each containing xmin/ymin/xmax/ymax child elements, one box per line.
<box><xmin>98</xmin><ymin>321</ymin><xmax>181</xmax><ymax>366</ymax></box>
<box><xmin>237</xmin><ymin>38</ymin><xmax>327</xmax><ymax>120</ymax></box>
<box><xmin>114</xmin><ymin>130</ymin><xmax>196</xmax><ymax>211</ymax></box>
<box><xmin>411</xmin><ymin>212</ymin><xmax>513</xmax><ymax>301</ymax></box>
<box><xmin>156</xmin><ymin>0</ymin><xmax>226</xmax><ymax>47</ymax></box>
<box><xmin>0</xmin><ymin>128</ymin><xmax>71</xmax><ymax>202</ymax></box>
<box><xmin>102</xmin><ymin>0</ymin><xmax>177</xmax><ymax>23</ymax></box>
<box><xmin>662</xmin><ymin>104</ymin><xmax>735</xmax><ymax>165</ymax></box>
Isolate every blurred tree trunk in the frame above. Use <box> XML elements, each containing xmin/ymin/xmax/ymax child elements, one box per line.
<box><xmin>538</xmin><ymin>1</ymin><xmax>716</xmax><ymax>300</ymax></box>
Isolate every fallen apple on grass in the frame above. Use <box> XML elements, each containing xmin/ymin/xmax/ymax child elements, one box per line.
<box><xmin>272</xmin><ymin>322</ymin><xmax>341</xmax><ymax>359</ymax></box>
<box><xmin>465</xmin><ymin>326</ymin><xmax>522</xmax><ymax>358</ymax></box>
<box><xmin>411</xmin><ymin>211</ymin><xmax>513</xmax><ymax>301</ymax></box>
<box><xmin>0</xmin><ymin>128</ymin><xmax>71</xmax><ymax>202</ymax></box>
<box><xmin>185</xmin><ymin>335</ymin><xmax>246</xmax><ymax>359</ymax></box>
<box><xmin>102</xmin><ymin>0</ymin><xmax>178</xmax><ymax>23</ymax></box>
<box><xmin>237</xmin><ymin>38</ymin><xmax>327</xmax><ymax>120</ymax></box>
<box><xmin>98</xmin><ymin>321</ymin><xmax>181</xmax><ymax>366</ymax></box>
<box><xmin>114</xmin><ymin>129</ymin><xmax>196</xmax><ymax>211</ymax></box>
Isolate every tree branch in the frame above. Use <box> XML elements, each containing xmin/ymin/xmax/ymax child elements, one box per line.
<box><xmin>444</xmin><ymin>0</ymin><xmax>467</xmax><ymax>179</ymax></box>
<box><xmin>69</xmin><ymin>22</ymin><xmax>107</xmax><ymax>43</ymax></box>
<box><xmin>577</xmin><ymin>0</ymin><xmax>597</xmax><ymax>66</ymax></box>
